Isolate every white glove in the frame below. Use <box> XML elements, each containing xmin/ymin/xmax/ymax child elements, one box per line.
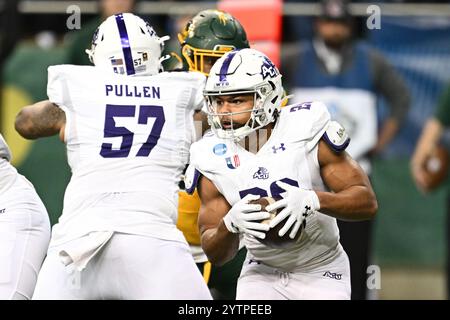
<box><xmin>266</xmin><ymin>181</ymin><xmax>320</xmax><ymax>239</ymax></box>
<box><xmin>223</xmin><ymin>194</ymin><xmax>271</xmax><ymax>239</ymax></box>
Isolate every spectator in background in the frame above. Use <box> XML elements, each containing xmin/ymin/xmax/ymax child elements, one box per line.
<box><xmin>66</xmin><ymin>0</ymin><xmax>137</xmax><ymax>65</ymax></box>
<box><xmin>281</xmin><ymin>0</ymin><xmax>410</xmax><ymax>300</ymax></box>
<box><xmin>411</xmin><ymin>84</ymin><xmax>450</xmax><ymax>299</ymax></box>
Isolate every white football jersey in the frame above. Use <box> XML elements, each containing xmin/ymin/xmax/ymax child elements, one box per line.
<box><xmin>0</xmin><ymin>133</ymin><xmax>11</xmax><ymax>161</ymax></box>
<box><xmin>0</xmin><ymin>134</ymin><xmax>17</xmax><ymax>194</ymax></box>
<box><xmin>189</xmin><ymin>101</ymin><xmax>344</xmax><ymax>271</ymax></box>
<box><xmin>292</xmin><ymin>87</ymin><xmax>377</xmax><ymax>174</ymax></box>
<box><xmin>47</xmin><ymin>65</ymin><xmax>206</xmax><ymax>245</ymax></box>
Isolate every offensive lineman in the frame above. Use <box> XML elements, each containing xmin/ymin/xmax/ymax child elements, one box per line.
<box><xmin>0</xmin><ymin>134</ymin><xmax>50</xmax><ymax>299</ymax></box>
<box><xmin>15</xmin><ymin>13</ymin><xmax>211</xmax><ymax>299</ymax></box>
<box><xmin>186</xmin><ymin>49</ymin><xmax>378</xmax><ymax>299</ymax></box>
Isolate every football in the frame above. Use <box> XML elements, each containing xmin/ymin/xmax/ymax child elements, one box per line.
<box><xmin>423</xmin><ymin>145</ymin><xmax>449</xmax><ymax>191</ymax></box>
<box><xmin>249</xmin><ymin>197</ymin><xmax>303</xmax><ymax>249</ymax></box>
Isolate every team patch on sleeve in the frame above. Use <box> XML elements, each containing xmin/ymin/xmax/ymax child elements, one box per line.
<box><xmin>322</xmin><ymin>121</ymin><xmax>350</xmax><ymax>153</ymax></box>
<box><xmin>184</xmin><ymin>164</ymin><xmax>201</xmax><ymax>195</ymax></box>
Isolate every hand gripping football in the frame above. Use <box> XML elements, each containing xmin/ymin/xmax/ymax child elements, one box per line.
<box><xmin>423</xmin><ymin>145</ymin><xmax>449</xmax><ymax>191</ymax></box>
<box><xmin>249</xmin><ymin>196</ymin><xmax>303</xmax><ymax>249</ymax></box>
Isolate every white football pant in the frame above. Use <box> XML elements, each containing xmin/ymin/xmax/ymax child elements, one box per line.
<box><xmin>237</xmin><ymin>249</ymin><xmax>351</xmax><ymax>300</ymax></box>
<box><xmin>32</xmin><ymin>233</ymin><xmax>212</xmax><ymax>299</ymax></box>
<box><xmin>0</xmin><ymin>175</ymin><xmax>51</xmax><ymax>299</ymax></box>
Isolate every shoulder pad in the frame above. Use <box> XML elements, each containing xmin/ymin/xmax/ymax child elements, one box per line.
<box><xmin>323</xmin><ymin>121</ymin><xmax>350</xmax><ymax>153</ymax></box>
<box><xmin>184</xmin><ymin>164</ymin><xmax>201</xmax><ymax>195</ymax></box>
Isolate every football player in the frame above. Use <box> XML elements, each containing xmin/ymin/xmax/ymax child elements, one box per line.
<box><xmin>15</xmin><ymin>13</ymin><xmax>211</xmax><ymax>299</ymax></box>
<box><xmin>0</xmin><ymin>134</ymin><xmax>50</xmax><ymax>299</ymax></box>
<box><xmin>186</xmin><ymin>49</ymin><xmax>378</xmax><ymax>299</ymax></box>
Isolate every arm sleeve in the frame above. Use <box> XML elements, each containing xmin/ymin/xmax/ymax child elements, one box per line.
<box><xmin>47</xmin><ymin>66</ymin><xmax>66</xmax><ymax>108</ymax></box>
<box><xmin>435</xmin><ymin>85</ymin><xmax>450</xmax><ymax>127</ymax></box>
<box><xmin>370</xmin><ymin>49</ymin><xmax>410</xmax><ymax>124</ymax></box>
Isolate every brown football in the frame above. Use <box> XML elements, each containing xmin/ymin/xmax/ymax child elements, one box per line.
<box><xmin>249</xmin><ymin>197</ymin><xmax>303</xmax><ymax>249</ymax></box>
<box><xmin>423</xmin><ymin>145</ymin><xmax>449</xmax><ymax>191</ymax></box>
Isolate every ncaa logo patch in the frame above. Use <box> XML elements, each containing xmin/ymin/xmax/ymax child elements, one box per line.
<box><xmin>213</xmin><ymin>143</ymin><xmax>227</xmax><ymax>156</ymax></box>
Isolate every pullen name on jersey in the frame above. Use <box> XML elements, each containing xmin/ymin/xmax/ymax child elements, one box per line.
<box><xmin>105</xmin><ymin>84</ymin><xmax>161</xmax><ymax>99</ymax></box>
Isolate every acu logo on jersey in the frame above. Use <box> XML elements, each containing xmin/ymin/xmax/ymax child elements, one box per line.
<box><xmin>253</xmin><ymin>167</ymin><xmax>269</xmax><ymax>180</ymax></box>
<box><xmin>261</xmin><ymin>56</ymin><xmax>279</xmax><ymax>80</ymax></box>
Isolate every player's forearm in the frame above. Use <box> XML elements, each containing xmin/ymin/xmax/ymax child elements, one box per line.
<box><xmin>201</xmin><ymin>221</ymin><xmax>240</xmax><ymax>266</ymax></box>
<box><xmin>15</xmin><ymin>100</ymin><xmax>65</xmax><ymax>139</ymax></box>
<box><xmin>315</xmin><ymin>186</ymin><xmax>378</xmax><ymax>221</ymax></box>
<box><xmin>411</xmin><ymin>118</ymin><xmax>443</xmax><ymax>168</ymax></box>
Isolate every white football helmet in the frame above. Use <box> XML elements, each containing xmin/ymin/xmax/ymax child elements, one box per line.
<box><xmin>204</xmin><ymin>48</ymin><xmax>283</xmax><ymax>141</ymax></box>
<box><xmin>86</xmin><ymin>13</ymin><xmax>170</xmax><ymax>76</ymax></box>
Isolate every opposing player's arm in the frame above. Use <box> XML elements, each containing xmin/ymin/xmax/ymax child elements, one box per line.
<box><xmin>15</xmin><ymin>100</ymin><xmax>66</xmax><ymax>141</ymax></box>
<box><xmin>197</xmin><ymin>175</ymin><xmax>239</xmax><ymax>266</ymax></box>
<box><xmin>317</xmin><ymin>139</ymin><xmax>378</xmax><ymax>221</ymax></box>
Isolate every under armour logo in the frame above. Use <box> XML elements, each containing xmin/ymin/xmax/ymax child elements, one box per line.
<box><xmin>303</xmin><ymin>205</ymin><xmax>312</xmax><ymax>218</ymax></box>
<box><xmin>272</xmin><ymin>143</ymin><xmax>286</xmax><ymax>154</ymax></box>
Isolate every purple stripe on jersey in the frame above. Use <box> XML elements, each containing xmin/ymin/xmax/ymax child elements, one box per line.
<box><xmin>219</xmin><ymin>51</ymin><xmax>237</xmax><ymax>82</ymax></box>
<box><xmin>185</xmin><ymin>169</ymin><xmax>201</xmax><ymax>195</ymax></box>
<box><xmin>115</xmin><ymin>14</ymin><xmax>135</xmax><ymax>76</ymax></box>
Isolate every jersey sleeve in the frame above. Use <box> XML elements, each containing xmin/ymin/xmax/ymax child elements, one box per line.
<box><xmin>47</xmin><ymin>65</ymin><xmax>71</xmax><ymax>112</ymax></box>
<box><xmin>308</xmin><ymin>101</ymin><xmax>331</xmax><ymax>151</ymax></box>
<box><xmin>191</xmin><ymin>73</ymin><xmax>207</xmax><ymax>111</ymax></box>
<box><xmin>0</xmin><ymin>134</ymin><xmax>12</xmax><ymax>161</ymax></box>
<box><xmin>185</xmin><ymin>134</ymin><xmax>219</xmax><ymax>194</ymax></box>
<box><xmin>285</xmin><ymin>101</ymin><xmax>331</xmax><ymax>151</ymax></box>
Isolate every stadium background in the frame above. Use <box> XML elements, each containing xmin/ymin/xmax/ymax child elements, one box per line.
<box><xmin>1</xmin><ymin>0</ymin><xmax>450</xmax><ymax>299</ymax></box>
